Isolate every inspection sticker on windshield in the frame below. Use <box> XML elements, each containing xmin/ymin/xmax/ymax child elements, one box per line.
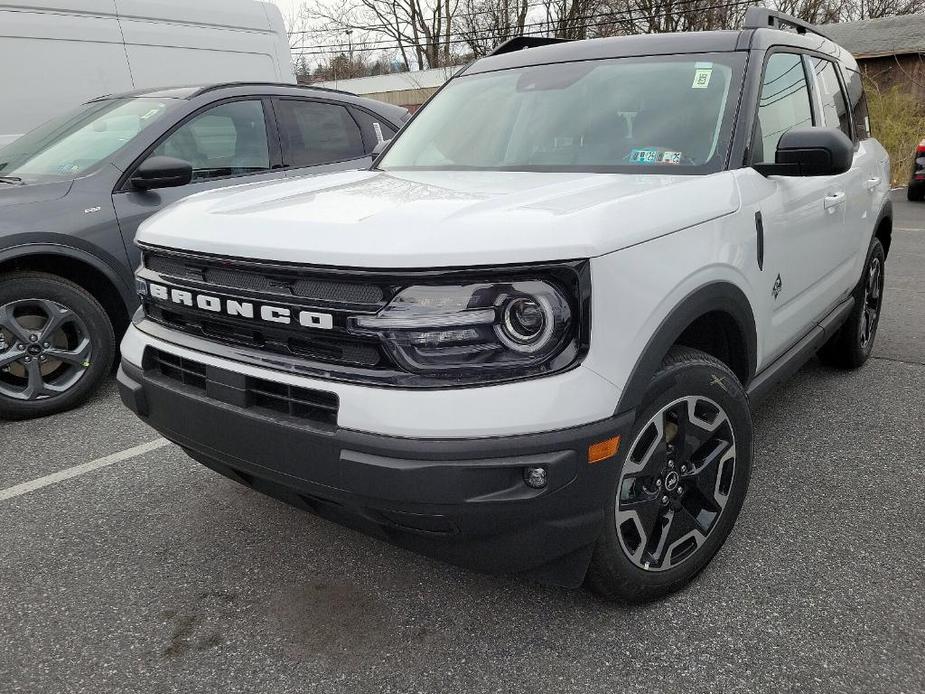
<box><xmin>630</xmin><ymin>149</ymin><xmax>683</xmax><ymax>165</ymax></box>
<box><xmin>692</xmin><ymin>68</ymin><xmax>712</xmax><ymax>89</ymax></box>
<box><xmin>630</xmin><ymin>148</ymin><xmax>660</xmax><ymax>164</ymax></box>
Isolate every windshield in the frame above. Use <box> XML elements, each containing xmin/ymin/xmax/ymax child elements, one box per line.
<box><xmin>0</xmin><ymin>98</ymin><xmax>178</xmax><ymax>183</ymax></box>
<box><xmin>380</xmin><ymin>54</ymin><xmax>746</xmax><ymax>174</ymax></box>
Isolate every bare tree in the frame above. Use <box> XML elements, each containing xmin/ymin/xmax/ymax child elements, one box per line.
<box><xmin>457</xmin><ymin>0</ymin><xmax>531</xmax><ymax>56</ymax></box>
<box><xmin>310</xmin><ymin>0</ymin><xmax>462</xmax><ymax>70</ymax></box>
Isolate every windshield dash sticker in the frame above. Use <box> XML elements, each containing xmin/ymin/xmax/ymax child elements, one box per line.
<box><xmin>692</xmin><ymin>68</ymin><xmax>712</xmax><ymax>89</ymax></box>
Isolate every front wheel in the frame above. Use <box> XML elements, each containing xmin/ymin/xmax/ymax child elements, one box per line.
<box><xmin>0</xmin><ymin>272</ymin><xmax>115</xmax><ymax>420</ymax></box>
<box><xmin>587</xmin><ymin>347</ymin><xmax>753</xmax><ymax>602</ymax></box>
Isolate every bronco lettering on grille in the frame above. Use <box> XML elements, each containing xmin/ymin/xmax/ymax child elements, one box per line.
<box><xmin>146</xmin><ymin>282</ymin><xmax>334</xmax><ymax>330</ymax></box>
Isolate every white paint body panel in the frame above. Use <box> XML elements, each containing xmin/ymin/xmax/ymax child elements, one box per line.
<box><xmin>0</xmin><ymin>0</ymin><xmax>294</xmax><ymax>147</ymax></box>
<box><xmin>126</xmin><ymin>153</ymin><xmax>885</xmax><ymax>439</ymax></box>
<box><xmin>137</xmin><ymin>169</ymin><xmax>740</xmax><ymax>267</ymax></box>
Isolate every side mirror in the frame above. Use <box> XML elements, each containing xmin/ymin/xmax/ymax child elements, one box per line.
<box><xmin>131</xmin><ymin>156</ymin><xmax>193</xmax><ymax>190</ymax></box>
<box><xmin>372</xmin><ymin>139</ymin><xmax>391</xmax><ymax>157</ymax></box>
<box><xmin>753</xmin><ymin>127</ymin><xmax>854</xmax><ymax>177</ymax></box>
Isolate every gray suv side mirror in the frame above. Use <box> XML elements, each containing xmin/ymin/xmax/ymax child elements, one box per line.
<box><xmin>753</xmin><ymin>127</ymin><xmax>854</xmax><ymax>177</ymax></box>
<box><xmin>131</xmin><ymin>156</ymin><xmax>193</xmax><ymax>190</ymax></box>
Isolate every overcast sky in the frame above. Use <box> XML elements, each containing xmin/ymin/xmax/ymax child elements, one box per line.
<box><xmin>267</xmin><ymin>0</ymin><xmax>302</xmax><ymax>27</ymax></box>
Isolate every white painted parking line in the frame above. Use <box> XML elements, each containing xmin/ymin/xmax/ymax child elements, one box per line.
<box><xmin>0</xmin><ymin>438</ymin><xmax>171</xmax><ymax>502</ymax></box>
<box><xmin>896</xmin><ymin>227</ymin><xmax>922</xmax><ymax>232</ymax></box>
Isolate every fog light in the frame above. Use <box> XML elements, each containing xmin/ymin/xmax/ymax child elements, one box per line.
<box><xmin>524</xmin><ymin>466</ymin><xmax>547</xmax><ymax>489</ymax></box>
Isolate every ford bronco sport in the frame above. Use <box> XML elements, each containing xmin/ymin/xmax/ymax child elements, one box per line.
<box><xmin>118</xmin><ymin>9</ymin><xmax>892</xmax><ymax>601</ymax></box>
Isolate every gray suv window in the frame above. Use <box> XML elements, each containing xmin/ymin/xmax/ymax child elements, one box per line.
<box><xmin>277</xmin><ymin>100</ymin><xmax>365</xmax><ymax>167</ymax></box>
<box><xmin>753</xmin><ymin>53</ymin><xmax>813</xmax><ymax>164</ymax></box>
<box><xmin>151</xmin><ymin>100</ymin><xmax>270</xmax><ymax>181</ymax></box>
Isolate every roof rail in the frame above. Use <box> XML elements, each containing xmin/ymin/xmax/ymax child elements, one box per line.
<box><xmin>191</xmin><ymin>81</ymin><xmax>355</xmax><ymax>98</ymax></box>
<box><xmin>742</xmin><ymin>7</ymin><xmax>833</xmax><ymax>41</ymax></box>
<box><xmin>488</xmin><ymin>36</ymin><xmax>570</xmax><ymax>56</ymax></box>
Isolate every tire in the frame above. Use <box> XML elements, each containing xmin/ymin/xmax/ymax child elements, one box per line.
<box><xmin>907</xmin><ymin>186</ymin><xmax>924</xmax><ymax>202</ymax></box>
<box><xmin>0</xmin><ymin>272</ymin><xmax>115</xmax><ymax>420</ymax></box>
<box><xmin>587</xmin><ymin>346</ymin><xmax>753</xmax><ymax>603</ymax></box>
<box><xmin>817</xmin><ymin>237</ymin><xmax>885</xmax><ymax>369</ymax></box>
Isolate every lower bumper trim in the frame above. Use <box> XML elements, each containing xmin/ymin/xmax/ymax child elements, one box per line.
<box><xmin>118</xmin><ymin>358</ymin><xmax>632</xmax><ymax>586</ymax></box>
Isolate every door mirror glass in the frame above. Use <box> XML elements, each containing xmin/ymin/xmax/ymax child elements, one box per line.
<box><xmin>130</xmin><ymin>155</ymin><xmax>193</xmax><ymax>190</ymax></box>
<box><xmin>753</xmin><ymin>127</ymin><xmax>854</xmax><ymax>177</ymax></box>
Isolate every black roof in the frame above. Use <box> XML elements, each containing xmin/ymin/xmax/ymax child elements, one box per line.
<box><xmin>91</xmin><ymin>82</ymin><xmax>355</xmax><ymax>102</ymax></box>
<box><xmin>463</xmin><ymin>24</ymin><xmax>853</xmax><ymax>76</ymax></box>
<box><xmin>83</xmin><ymin>82</ymin><xmax>410</xmax><ymax>122</ymax></box>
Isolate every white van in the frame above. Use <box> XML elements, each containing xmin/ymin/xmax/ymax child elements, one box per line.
<box><xmin>0</xmin><ymin>0</ymin><xmax>295</xmax><ymax>146</ymax></box>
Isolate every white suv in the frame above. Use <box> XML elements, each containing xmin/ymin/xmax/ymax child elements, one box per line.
<box><xmin>118</xmin><ymin>10</ymin><xmax>892</xmax><ymax>601</ymax></box>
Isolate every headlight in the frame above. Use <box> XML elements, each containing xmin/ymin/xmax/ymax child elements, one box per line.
<box><xmin>348</xmin><ymin>279</ymin><xmax>580</xmax><ymax>383</ymax></box>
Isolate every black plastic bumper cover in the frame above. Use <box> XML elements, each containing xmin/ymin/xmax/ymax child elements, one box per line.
<box><xmin>118</xmin><ymin>360</ymin><xmax>632</xmax><ymax>587</ymax></box>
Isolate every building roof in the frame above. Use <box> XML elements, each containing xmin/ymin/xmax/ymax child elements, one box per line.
<box><xmin>314</xmin><ymin>66</ymin><xmax>461</xmax><ymax>95</ymax></box>
<box><xmin>824</xmin><ymin>13</ymin><xmax>925</xmax><ymax>58</ymax></box>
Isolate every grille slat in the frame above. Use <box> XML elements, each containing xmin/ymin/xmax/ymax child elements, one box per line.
<box><xmin>145</xmin><ymin>348</ymin><xmax>338</xmax><ymax>427</ymax></box>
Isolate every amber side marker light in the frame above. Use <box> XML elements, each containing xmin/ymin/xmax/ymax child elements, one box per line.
<box><xmin>588</xmin><ymin>436</ymin><xmax>620</xmax><ymax>464</ymax></box>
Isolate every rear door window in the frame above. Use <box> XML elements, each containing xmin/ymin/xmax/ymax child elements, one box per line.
<box><xmin>810</xmin><ymin>58</ymin><xmax>853</xmax><ymax>140</ymax></box>
<box><xmin>753</xmin><ymin>53</ymin><xmax>813</xmax><ymax>164</ymax></box>
<box><xmin>842</xmin><ymin>67</ymin><xmax>870</xmax><ymax>140</ymax></box>
<box><xmin>276</xmin><ymin>100</ymin><xmax>365</xmax><ymax>167</ymax></box>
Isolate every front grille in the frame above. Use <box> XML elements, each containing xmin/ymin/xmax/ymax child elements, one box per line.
<box><xmin>146</xmin><ymin>349</ymin><xmax>338</xmax><ymax>426</ymax></box>
<box><xmin>140</xmin><ymin>248</ymin><xmax>392</xmax><ymax>371</ymax></box>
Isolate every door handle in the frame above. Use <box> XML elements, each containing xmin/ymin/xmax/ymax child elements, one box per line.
<box><xmin>824</xmin><ymin>191</ymin><xmax>847</xmax><ymax>210</ymax></box>
<box><xmin>866</xmin><ymin>177</ymin><xmax>881</xmax><ymax>190</ymax></box>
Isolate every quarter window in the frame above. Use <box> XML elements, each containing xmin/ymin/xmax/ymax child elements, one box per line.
<box><xmin>753</xmin><ymin>53</ymin><xmax>813</xmax><ymax>164</ymax></box>
<box><xmin>276</xmin><ymin>100</ymin><xmax>365</xmax><ymax>167</ymax></box>
<box><xmin>811</xmin><ymin>58</ymin><xmax>852</xmax><ymax>140</ymax></box>
<box><xmin>843</xmin><ymin>67</ymin><xmax>870</xmax><ymax>140</ymax></box>
<box><xmin>151</xmin><ymin>100</ymin><xmax>270</xmax><ymax>182</ymax></box>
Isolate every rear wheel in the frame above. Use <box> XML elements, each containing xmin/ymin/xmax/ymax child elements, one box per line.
<box><xmin>587</xmin><ymin>347</ymin><xmax>752</xmax><ymax>602</ymax></box>
<box><xmin>908</xmin><ymin>186</ymin><xmax>924</xmax><ymax>202</ymax></box>
<box><xmin>818</xmin><ymin>237</ymin><xmax>885</xmax><ymax>369</ymax></box>
<box><xmin>0</xmin><ymin>272</ymin><xmax>115</xmax><ymax>420</ymax></box>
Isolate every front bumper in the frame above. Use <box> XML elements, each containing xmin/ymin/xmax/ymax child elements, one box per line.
<box><xmin>118</xmin><ymin>353</ymin><xmax>632</xmax><ymax>587</ymax></box>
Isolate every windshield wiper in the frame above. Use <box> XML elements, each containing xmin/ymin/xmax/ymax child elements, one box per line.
<box><xmin>0</xmin><ymin>176</ymin><xmax>23</xmax><ymax>184</ymax></box>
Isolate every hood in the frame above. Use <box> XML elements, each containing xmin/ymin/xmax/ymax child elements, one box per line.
<box><xmin>0</xmin><ymin>179</ymin><xmax>73</xmax><ymax>208</ymax></box>
<box><xmin>137</xmin><ymin>169</ymin><xmax>741</xmax><ymax>268</ymax></box>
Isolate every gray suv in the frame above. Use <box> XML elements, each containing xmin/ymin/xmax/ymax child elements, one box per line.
<box><xmin>0</xmin><ymin>83</ymin><xmax>407</xmax><ymax>419</ymax></box>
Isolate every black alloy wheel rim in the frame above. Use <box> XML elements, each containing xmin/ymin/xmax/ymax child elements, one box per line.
<box><xmin>616</xmin><ymin>395</ymin><xmax>737</xmax><ymax>572</ymax></box>
<box><xmin>0</xmin><ymin>299</ymin><xmax>92</xmax><ymax>401</ymax></box>
<box><xmin>859</xmin><ymin>255</ymin><xmax>883</xmax><ymax>350</ymax></box>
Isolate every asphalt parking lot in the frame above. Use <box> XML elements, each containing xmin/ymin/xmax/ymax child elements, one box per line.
<box><xmin>1</xmin><ymin>192</ymin><xmax>923</xmax><ymax>694</ymax></box>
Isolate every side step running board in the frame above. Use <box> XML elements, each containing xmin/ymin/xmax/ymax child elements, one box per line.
<box><xmin>747</xmin><ymin>296</ymin><xmax>855</xmax><ymax>406</ymax></box>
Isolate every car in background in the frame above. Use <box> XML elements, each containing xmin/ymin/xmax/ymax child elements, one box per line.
<box><xmin>909</xmin><ymin>138</ymin><xmax>925</xmax><ymax>201</ymax></box>
<box><xmin>0</xmin><ymin>82</ymin><xmax>408</xmax><ymax>420</ymax></box>
<box><xmin>0</xmin><ymin>0</ymin><xmax>294</xmax><ymax>148</ymax></box>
